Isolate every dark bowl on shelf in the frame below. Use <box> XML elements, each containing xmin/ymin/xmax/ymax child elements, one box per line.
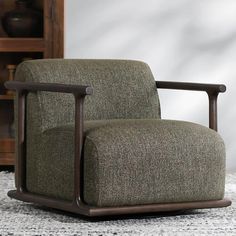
<box><xmin>1</xmin><ymin>0</ymin><xmax>43</xmax><ymax>37</ymax></box>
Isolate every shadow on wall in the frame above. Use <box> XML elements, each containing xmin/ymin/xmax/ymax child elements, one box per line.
<box><xmin>65</xmin><ymin>0</ymin><xmax>236</xmax><ymax>171</ymax></box>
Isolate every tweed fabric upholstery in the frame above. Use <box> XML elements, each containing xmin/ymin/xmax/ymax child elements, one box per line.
<box><xmin>26</xmin><ymin>119</ymin><xmax>225</xmax><ymax>207</ymax></box>
<box><xmin>15</xmin><ymin>59</ymin><xmax>161</xmax><ymax>132</ymax></box>
<box><xmin>84</xmin><ymin>120</ymin><xmax>225</xmax><ymax>206</ymax></box>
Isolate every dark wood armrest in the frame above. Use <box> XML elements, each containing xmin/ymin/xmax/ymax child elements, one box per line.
<box><xmin>4</xmin><ymin>80</ymin><xmax>91</xmax><ymax>209</ymax></box>
<box><xmin>156</xmin><ymin>81</ymin><xmax>227</xmax><ymax>131</ymax></box>
<box><xmin>156</xmin><ymin>81</ymin><xmax>226</xmax><ymax>94</ymax></box>
<box><xmin>4</xmin><ymin>81</ymin><xmax>93</xmax><ymax>96</ymax></box>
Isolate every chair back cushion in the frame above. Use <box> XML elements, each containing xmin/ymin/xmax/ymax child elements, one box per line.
<box><xmin>15</xmin><ymin>59</ymin><xmax>161</xmax><ymax>131</ymax></box>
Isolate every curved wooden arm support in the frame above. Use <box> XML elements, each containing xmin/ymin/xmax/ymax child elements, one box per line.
<box><xmin>5</xmin><ymin>81</ymin><xmax>93</xmax><ymax>96</ymax></box>
<box><xmin>156</xmin><ymin>81</ymin><xmax>226</xmax><ymax>131</ymax></box>
<box><xmin>4</xmin><ymin>80</ymin><xmax>92</xmax><ymax>215</ymax></box>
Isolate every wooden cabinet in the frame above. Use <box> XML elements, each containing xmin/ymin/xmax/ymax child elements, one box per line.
<box><xmin>0</xmin><ymin>0</ymin><xmax>64</xmax><ymax>165</ymax></box>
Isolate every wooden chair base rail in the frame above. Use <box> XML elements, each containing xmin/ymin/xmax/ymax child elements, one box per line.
<box><xmin>8</xmin><ymin>190</ymin><xmax>232</xmax><ymax>217</ymax></box>
<box><xmin>5</xmin><ymin>79</ymin><xmax>231</xmax><ymax>218</ymax></box>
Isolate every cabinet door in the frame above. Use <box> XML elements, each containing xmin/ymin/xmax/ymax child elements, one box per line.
<box><xmin>44</xmin><ymin>0</ymin><xmax>64</xmax><ymax>58</ymax></box>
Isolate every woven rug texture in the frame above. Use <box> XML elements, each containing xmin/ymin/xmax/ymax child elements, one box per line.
<box><xmin>0</xmin><ymin>172</ymin><xmax>235</xmax><ymax>236</ymax></box>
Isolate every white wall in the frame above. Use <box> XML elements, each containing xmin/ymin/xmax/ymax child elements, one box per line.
<box><xmin>65</xmin><ymin>0</ymin><xmax>236</xmax><ymax>171</ymax></box>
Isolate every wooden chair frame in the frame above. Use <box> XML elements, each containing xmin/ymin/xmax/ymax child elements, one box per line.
<box><xmin>4</xmin><ymin>80</ymin><xmax>231</xmax><ymax>217</ymax></box>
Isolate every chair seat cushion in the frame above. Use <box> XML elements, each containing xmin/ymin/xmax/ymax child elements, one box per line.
<box><xmin>31</xmin><ymin>119</ymin><xmax>225</xmax><ymax>207</ymax></box>
<box><xmin>83</xmin><ymin>119</ymin><xmax>225</xmax><ymax>207</ymax></box>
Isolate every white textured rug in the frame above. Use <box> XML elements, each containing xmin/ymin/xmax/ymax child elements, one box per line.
<box><xmin>0</xmin><ymin>172</ymin><xmax>235</xmax><ymax>236</ymax></box>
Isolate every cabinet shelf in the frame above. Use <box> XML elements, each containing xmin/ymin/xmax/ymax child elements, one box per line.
<box><xmin>0</xmin><ymin>153</ymin><xmax>15</xmax><ymax>165</ymax></box>
<box><xmin>0</xmin><ymin>138</ymin><xmax>15</xmax><ymax>153</ymax></box>
<box><xmin>0</xmin><ymin>38</ymin><xmax>45</xmax><ymax>52</ymax></box>
<box><xmin>0</xmin><ymin>0</ymin><xmax>64</xmax><ymax>166</ymax></box>
<box><xmin>0</xmin><ymin>138</ymin><xmax>15</xmax><ymax>165</ymax></box>
<box><xmin>0</xmin><ymin>94</ymin><xmax>14</xmax><ymax>100</ymax></box>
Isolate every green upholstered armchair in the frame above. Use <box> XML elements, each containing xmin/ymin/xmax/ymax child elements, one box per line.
<box><xmin>5</xmin><ymin>59</ymin><xmax>231</xmax><ymax>217</ymax></box>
